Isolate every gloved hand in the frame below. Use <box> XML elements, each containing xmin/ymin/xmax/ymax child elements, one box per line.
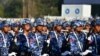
<box><xmin>42</xmin><ymin>53</ymin><xmax>49</xmax><ymax>56</ymax></box>
<box><xmin>9</xmin><ymin>52</ymin><xmax>17</xmax><ymax>56</ymax></box>
<box><xmin>61</xmin><ymin>51</ymin><xmax>71</xmax><ymax>56</ymax></box>
<box><xmin>46</xmin><ymin>39</ymin><xmax>50</xmax><ymax>46</ymax></box>
<box><xmin>47</xmin><ymin>39</ymin><xmax>50</xmax><ymax>44</ymax></box>
<box><xmin>80</xmin><ymin>50</ymin><xmax>92</xmax><ymax>56</ymax></box>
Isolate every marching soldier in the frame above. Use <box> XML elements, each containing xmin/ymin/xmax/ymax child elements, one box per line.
<box><xmin>42</xmin><ymin>19</ymin><xmax>49</xmax><ymax>40</ymax></box>
<box><xmin>68</xmin><ymin>20</ymin><xmax>88</xmax><ymax>56</ymax></box>
<box><xmin>88</xmin><ymin>19</ymin><xmax>100</xmax><ymax>56</ymax></box>
<box><xmin>63</xmin><ymin>21</ymin><xmax>71</xmax><ymax>34</ymax></box>
<box><xmin>48</xmin><ymin>19</ymin><xmax>68</xmax><ymax>56</ymax></box>
<box><xmin>10</xmin><ymin>22</ymin><xmax>21</xmax><ymax>55</ymax></box>
<box><xmin>0</xmin><ymin>20</ymin><xmax>14</xmax><ymax>56</ymax></box>
<box><xmin>31</xmin><ymin>22</ymin><xmax>36</xmax><ymax>33</ymax></box>
<box><xmin>29</xmin><ymin>18</ymin><xmax>46</xmax><ymax>56</ymax></box>
<box><xmin>17</xmin><ymin>19</ymin><xmax>32</xmax><ymax>56</ymax></box>
<box><xmin>62</xmin><ymin>21</ymin><xmax>72</xmax><ymax>40</ymax></box>
<box><xmin>41</xmin><ymin>19</ymin><xmax>50</xmax><ymax>55</ymax></box>
<box><xmin>82</xmin><ymin>21</ymin><xmax>91</xmax><ymax>38</ymax></box>
<box><xmin>11</xmin><ymin>22</ymin><xmax>21</xmax><ymax>36</ymax></box>
<box><xmin>84</xmin><ymin>21</ymin><xmax>91</xmax><ymax>33</ymax></box>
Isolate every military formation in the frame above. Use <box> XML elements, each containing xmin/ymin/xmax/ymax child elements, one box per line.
<box><xmin>0</xmin><ymin>18</ymin><xmax>100</xmax><ymax>56</ymax></box>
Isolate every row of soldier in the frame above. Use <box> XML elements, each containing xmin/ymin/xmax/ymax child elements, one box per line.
<box><xmin>0</xmin><ymin>18</ymin><xmax>100</xmax><ymax>56</ymax></box>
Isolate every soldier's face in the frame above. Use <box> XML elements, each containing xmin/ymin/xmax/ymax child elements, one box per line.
<box><xmin>76</xmin><ymin>26</ymin><xmax>83</xmax><ymax>32</ymax></box>
<box><xmin>94</xmin><ymin>25</ymin><xmax>100</xmax><ymax>32</ymax></box>
<box><xmin>85</xmin><ymin>25</ymin><xmax>91</xmax><ymax>31</ymax></box>
<box><xmin>8</xmin><ymin>26</ymin><xmax>11</xmax><ymax>31</ymax></box>
<box><xmin>13</xmin><ymin>27</ymin><xmax>19</xmax><ymax>32</ymax></box>
<box><xmin>24</xmin><ymin>24</ymin><xmax>31</xmax><ymax>31</ymax></box>
<box><xmin>3</xmin><ymin>26</ymin><xmax>10</xmax><ymax>33</ymax></box>
<box><xmin>55</xmin><ymin>25</ymin><xmax>62</xmax><ymax>32</ymax></box>
<box><xmin>43</xmin><ymin>26</ymin><xmax>48</xmax><ymax>32</ymax></box>
<box><xmin>65</xmin><ymin>26</ymin><xmax>71</xmax><ymax>31</ymax></box>
<box><xmin>32</xmin><ymin>27</ymin><xmax>35</xmax><ymax>32</ymax></box>
<box><xmin>36</xmin><ymin>25</ymin><xmax>43</xmax><ymax>32</ymax></box>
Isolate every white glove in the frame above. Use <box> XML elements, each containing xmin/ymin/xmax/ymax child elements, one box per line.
<box><xmin>9</xmin><ymin>52</ymin><xmax>17</xmax><ymax>56</ymax></box>
<box><xmin>47</xmin><ymin>39</ymin><xmax>50</xmax><ymax>44</ymax></box>
<box><xmin>47</xmin><ymin>39</ymin><xmax>50</xmax><ymax>46</ymax></box>
<box><xmin>80</xmin><ymin>50</ymin><xmax>92</xmax><ymax>56</ymax></box>
<box><xmin>61</xmin><ymin>51</ymin><xmax>71</xmax><ymax>56</ymax></box>
<box><xmin>42</xmin><ymin>53</ymin><xmax>49</xmax><ymax>56</ymax></box>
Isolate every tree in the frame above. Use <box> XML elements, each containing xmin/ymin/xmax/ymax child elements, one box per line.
<box><xmin>32</xmin><ymin>0</ymin><xmax>60</xmax><ymax>17</ymax></box>
<box><xmin>0</xmin><ymin>4</ymin><xmax>4</xmax><ymax>17</ymax></box>
<box><xmin>4</xmin><ymin>0</ymin><xmax>22</xmax><ymax>18</ymax></box>
<box><xmin>0</xmin><ymin>0</ymin><xmax>63</xmax><ymax>18</ymax></box>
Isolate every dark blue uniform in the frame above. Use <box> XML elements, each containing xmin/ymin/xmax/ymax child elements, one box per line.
<box><xmin>88</xmin><ymin>19</ymin><xmax>100</xmax><ymax>56</ymax></box>
<box><xmin>88</xmin><ymin>33</ymin><xmax>100</xmax><ymax>56</ymax></box>
<box><xmin>17</xmin><ymin>32</ymin><xmax>32</xmax><ymax>56</ymax></box>
<box><xmin>0</xmin><ymin>20</ymin><xmax>14</xmax><ymax>56</ymax></box>
<box><xmin>16</xmin><ymin>19</ymin><xmax>32</xmax><ymax>56</ymax></box>
<box><xmin>29</xmin><ymin>18</ymin><xmax>46</xmax><ymax>56</ymax></box>
<box><xmin>68</xmin><ymin>20</ymin><xmax>87</xmax><ymax>56</ymax></box>
<box><xmin>68</xmin><ymin>32</ymin><xmax>87</xmax><ymax>56</ymax></box>
<box><xmin>29</xmin><ymin>32</ymin><xmax>45</xmax><ymax>56</ymax></box>
<box><xmin>0</xmin><ymin>32</ymin><xmax>13</xmax><ymax>56</ymax></box>
<box><xmin>49</xmin><ymin>31</ymin><xmax>68</xmax><ymax>56</ymax></box>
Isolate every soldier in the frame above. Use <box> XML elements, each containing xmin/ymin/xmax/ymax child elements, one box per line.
<box><xmin>17</xmin><ymin>19</ymin><xmax>32</xmax><ymax>56</ymax></box>
<box><xmin>42</xmin><ymin>19</ymin><xmax>51</xmax><ymax>55</ymax></box>
<box><xmin>42</xmin><ymin>19</ymin><xmax>49</xmax><ymax>40</ymax></box>
<box><xmin>62</xmin><ymin>21</ymin><xmax>72</xmax><ymax>38</ymax></box>
<box><xmin>68</xmin><ymin>20</ymin><xmax>88</xmax><ymax>56</ymax></box>
<box><xmin>10</xmin><ymin>22</ymin><xmax>21</xmax><ymax>55</ymax></box>
<box><xmin>88</xmin><ymin>19</ymin><xmax>100</xmax><ymax>56</ymax></box>
<box><xmin>42</xmin><ymin>25</ymin><xmax>48</xmax><ymax>35</ymax></box>
<box><xmin>31</xmin><ymin>22</ymin><xmax>36</xmax><ymax>33</ymax></box>
<box><xmin>63</xmin><ymin>21</ymin><xmax>71</xmax><ymax>33</ymax></box>
<box><xmin>29</xmin><ymin>18</ymin><xmax>47</xmax><ymax>56</ymax></box>
<box><xmin>80</xmin><ymin>20</ymin><xmax>92</xmax><ymax>55</ymax></box>
<box><xmin>82</xmin><ymin>20</ymin><xmax>91</xmax><ymax>38</ymax></box>
<box><xmin>84</xmin><ymin>21</ymin><xmax>91</xmax><ymax>33</ymax></box>
<box><xmin>11</xmin><ymin>22</ymin><xmax>21</xmax><ymax>36</ymax></box>
<box><xmin>0</xmin><ymin>20</ymin><xmax>14</xmax><ymax>56</ymax></box>
<box><xmin>47</xmin><ymin>22</ymin><xmax>54</xmax><ymax>31</ymax></box>
<box><xmin>48</xmin><ymin>19</ymin><xmax>68</xmax><ymax>56</ymax></box>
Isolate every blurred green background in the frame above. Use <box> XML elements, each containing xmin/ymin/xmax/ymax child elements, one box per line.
<box><xmin>0</xmin><ymin>0</ymin><xmax>63</xmax><ymax>18</ymax></box>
